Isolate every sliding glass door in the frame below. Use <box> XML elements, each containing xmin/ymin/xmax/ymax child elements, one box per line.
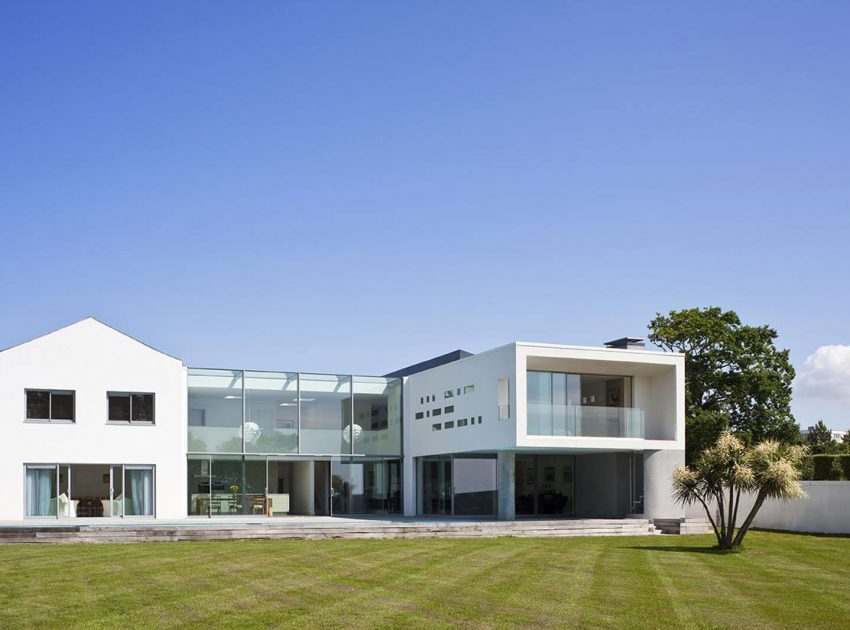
<box><xmin>25</xmin><ymin>466</ymin><xmax>57</xmax><ymax>517</ymax></box>
<box><xmin>124</xmin><ymin>467</ymin><xmax>154</xmax><ymax>516</ymax></box>
<box><xmin>418</xmin><ymin>455</ymin><xmax>497</xmax><ymax>517</ymax></box>
<box><xmin>25</xmin><ymin>464</ymin><xmax>154</xmax><ymax>519</ymax></box>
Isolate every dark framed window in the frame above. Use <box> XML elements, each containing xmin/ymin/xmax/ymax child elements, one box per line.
<box><xmin>25</xmin><ymin>390</ymin><xmax>75</xmax><ymax>422</ymax></box>
<box><xmin>444</xmin><ymin>405</ymin><xmax>454</xmax><ymax>414</ymax></box>
<box><xmin>108</xmin><ymin>392</ymin><xmax>155</xmax><ymax>424</ymax></box>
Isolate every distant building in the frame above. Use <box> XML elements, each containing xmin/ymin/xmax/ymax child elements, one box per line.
<box><xmin>800</xmin><ymin>426</ymin><xmax>848</xmax><ymax>442</ymax></box>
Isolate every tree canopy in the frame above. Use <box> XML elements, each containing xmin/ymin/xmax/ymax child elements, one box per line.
<box><xmin>648</xmin><ymin>307</ymin><xmax>799</xmax><ymax>462</ymax></box>
<box><xmin>673</xmin><ymin>432</ymin><xmax>807</xmax><ymax>549</ymax></box>
<box><xmin>806</xmin><ymin>420</ymin><xmax>839</xmax><ymax>455</ymax></box>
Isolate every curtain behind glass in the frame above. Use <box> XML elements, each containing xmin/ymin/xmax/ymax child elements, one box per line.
<box><xmin>26</xmin><ymin>468</ymin><xmax>56</xmax><ymax>516</ymax></box>
<box><xmin>126</xmin><ymin>469</ymin><xmax>153</xmax><ymax>516</ymax></box>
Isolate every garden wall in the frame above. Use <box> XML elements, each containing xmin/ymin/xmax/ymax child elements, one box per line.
<box><xmin>734</xmin><ymin>481</ymin><xmax>850</xmax><ymax>535</ymax></box>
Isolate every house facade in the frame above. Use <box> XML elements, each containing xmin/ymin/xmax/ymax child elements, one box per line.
<box><xmin>0</xmin><ymin>319</ymin><xmax>685</xmax><ymax>522</ymax></box>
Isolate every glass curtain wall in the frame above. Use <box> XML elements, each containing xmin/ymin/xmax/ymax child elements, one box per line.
<box><xmin>352</xmin><ymin>377</ymin><xmax>402</xmax><ymax>456</ymax></box>
<box><xmin>527</xmin><ymin>371</ymin><xmax>640</xmax><ymax>437</ymax></box>
<box><xmin>418</xmin><ymin>454</ymin><xmax>497</xmax><ymax>517</ymax></box>
<box><xmin>188</xmin><ymin>369</ymin><xmax>402</xmax><ymax>516</ymax></box>
<box><xmin>245</xmin><ymin>371</ymin><xmax>298</xmax><ymax>454</ymax></box>
<box><xmin>515</xmin><ymin>454</ymin><xmax>575</xmax><ymax>516</ymax></box>
<box><xmin>299</xmin><ymin>374</ymin><xmax>351</xmax><ymax>455</ymax></box>
<box><xmin>188</xmin><ymin>369</ymin><xmax>244</xmax><ymax>452</ymax></box>
<box><xmin>331</xmin><ymin>459</ymin><xmax>401</xmax><ymax>514</ymax></box>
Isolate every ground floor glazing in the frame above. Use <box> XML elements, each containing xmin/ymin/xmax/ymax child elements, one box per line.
<box><xmin>187</xmin><ymin>455</ymin><xmax>401</xmax><ymax>517</ymax></box>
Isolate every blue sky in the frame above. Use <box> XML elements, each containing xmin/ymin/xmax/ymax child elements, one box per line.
<box><xmin>1</xmin><ymin>2</ymin><xmax>849</xmax><ymax>429</ymax></box>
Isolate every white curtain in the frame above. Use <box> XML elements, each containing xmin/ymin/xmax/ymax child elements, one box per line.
<box><xmin>126</xmin><ymin>469</ymin><xmax>153</xmax><ymax>516</ymax></box>
<box><xmin>26</xmin><ymin>467</ymin><xmax>55</xmax><ymax>516</ymax></box>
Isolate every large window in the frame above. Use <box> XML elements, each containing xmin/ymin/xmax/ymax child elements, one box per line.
<box><xmin>244</xmin><ymin>371</ymin><xmax>298</xmax><ymax>454</ymax></box>
<box><xmin>331</xmin><ymin>458</ymin><xmax>401</xmax><ymax>514</ymax></box>
<box><xmin>25</xmin><ymin>464</ymin><xmax>154</xmax><ymax>518</ymax></box>
<box><xmin>527</xmin><ymin>371</ymin><xmax>641</xmax><ymax>437</ymax></box>
<box><xmin>26</xmin><ymin>390</ymin><xmax>75</xmax><ymax>422</ymax></box>
<box><xmin>299</xmin><ymin>374</ymin><xmax>351</xmax><ymax>455</ymax></box>
<box><xmin>187</xmin><ymin>369</ymin><xmax>243</xmax><ymax>452</ymax></box>
<box><xmin>417</xmin><ymin>454</ymin><xmax>497</xmax><ymax>516</ymax></box>
<box><xmin>188</xmin><ymin>369</ymin><xmax>399</xmax><ymax>459</ymax></box>
<box><xmin>108</xmin><ymin>392</ymin><xmax>155</xmax><ymax>424</ymax></box>
<box><xmin>352</xmin><ymin>377</ymin><xmax>402</xmax><ymax>456</ymax></box>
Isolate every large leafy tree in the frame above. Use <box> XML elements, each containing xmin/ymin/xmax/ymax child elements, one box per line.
<box><xmin>648</xmin><ymin>307</ymin><xmax>799</xmax><ymax>462</ymax></box>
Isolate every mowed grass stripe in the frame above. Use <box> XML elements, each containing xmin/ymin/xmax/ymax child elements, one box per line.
<box><xmin>1</xmin><ymin>532</ymin><xmax>849</xmax><ymax>629</ymax></box>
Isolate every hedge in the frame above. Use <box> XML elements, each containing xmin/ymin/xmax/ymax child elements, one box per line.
<box><xmin>804</xmin><ymin>454</ymin><xmax>847</xmax><ymax>481</ymax></box>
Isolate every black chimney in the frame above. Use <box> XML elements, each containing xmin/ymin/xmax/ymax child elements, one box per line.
<box><xmin>604</xmin><ymin>337</ymin><xmax>645</xmax><ymax>350</ymax></box>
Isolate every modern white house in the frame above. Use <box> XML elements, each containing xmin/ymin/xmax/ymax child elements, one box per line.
<box><xmin>0</xmin><ymin>318</ymin><xmax>686</xmax><ymax>523</ymax></box>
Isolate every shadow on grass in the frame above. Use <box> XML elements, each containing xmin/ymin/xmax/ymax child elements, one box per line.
<box><xmin>625</xmin><ymin>545</ymin><xmax>743</xmax><ymax>555</ymax></box>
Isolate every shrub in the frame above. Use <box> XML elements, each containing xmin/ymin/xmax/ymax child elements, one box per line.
<box><xmin>799</xmin><ymin>456</ymin><xmax>814</xmax><ymax>480</ymax></box>
<box><xmin>840</xmin><ymin>455</ymin><xmax>850</xmax><ymax>480</ymax></box>
<box><xmin>812</xmin><ymin>455</ymin><xmax>841</xmax><ymax>480</ymax></box>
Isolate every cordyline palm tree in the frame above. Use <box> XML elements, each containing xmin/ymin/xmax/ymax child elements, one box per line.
<box><xmin>672</xmin><ymin>432</ymin><xmax>807</xmax><ymax>549</ymax></box>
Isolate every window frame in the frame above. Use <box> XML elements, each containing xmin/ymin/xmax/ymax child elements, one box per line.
<box><xmin>106</xmin><ymin>391</ymin><xmax>156</xmax><ymax>425</ymax></box>
<box><xmin>25</xmin><ymin>389</ymin><xmax>76</xmax><ymax>423</ymax></box>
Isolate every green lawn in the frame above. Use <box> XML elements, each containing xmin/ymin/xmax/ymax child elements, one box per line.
<box><xmin>1</xmin><ymin>531</ymin><xmax>849</xmax><ymax>629</ymax></box>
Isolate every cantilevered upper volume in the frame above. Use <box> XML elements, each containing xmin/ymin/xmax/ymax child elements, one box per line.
<box><xmin>0</xmin><ymin>319</ymin><xmax>685</xmax><ymax>524</ymax></box>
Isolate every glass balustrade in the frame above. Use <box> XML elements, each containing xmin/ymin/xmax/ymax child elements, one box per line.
<box><xmin>527</xmin><ymin>403</ymin><xmax>645</xmax><ymax>438</ymax></box>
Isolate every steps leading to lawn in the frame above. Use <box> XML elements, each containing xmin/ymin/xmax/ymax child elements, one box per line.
<box><xmin>0</xmin><ymin>518</ymin><xmax>661</xmax><ymax>544</ymax></box>
<box><xmin>653</xmin><ymin>517</ymin><xmax>714</xmax><ymax>535</ymax></box>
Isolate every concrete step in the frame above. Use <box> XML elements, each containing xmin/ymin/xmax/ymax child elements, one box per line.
<box><xmin>0</xmin><ymin>518</ymin><xmax>663</xmax><ymax>544</ymax></box>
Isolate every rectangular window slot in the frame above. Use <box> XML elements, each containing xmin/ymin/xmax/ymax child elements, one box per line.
<box><xmin>444</xmin><ymin>405</ymin><xmax>454</xmax><ymax>414</ymax></box>
<box><xmin>432</xmin><ymin>408</ymin><xmax>442</xmax><ymax>417</ymax></box>
<box><xmin>415</xmin><ymin>412</ymin><xmax>424</xmax><ymax>420</ymax></box>
<box><xmin>432</xmin><ymin>423</ymin><xmax>442</xmax><ymax>431</ymax></box>
<box><xmin>444</xmin><ymin>421</ymin><xmax>455</xmax><ymax>429</ymax></box>
<box><xmin>25</xmin><ymin>390</ymin><xmax>75</xmax><ymax>422</ymax></box>
<box><xmin>464</xmin><ymin>385</ymin><xmax>475</xmax><ymax>394</ymax></box>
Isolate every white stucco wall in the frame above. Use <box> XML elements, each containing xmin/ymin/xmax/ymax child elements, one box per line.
<box><xmin>735</xmin><ymin>482</ymin><xmax>850</xmax><ymax>535</ymax></box>
<box><xmin>0</xmin><ymin>318</ymin><xmax>187</xmax><ymax>520</ymax></box>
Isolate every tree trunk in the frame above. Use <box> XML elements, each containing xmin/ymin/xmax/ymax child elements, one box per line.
<box><xmin>732</xmin><ymin>491</ymin><xmax>766</xmax><ymax>548</ymax></box>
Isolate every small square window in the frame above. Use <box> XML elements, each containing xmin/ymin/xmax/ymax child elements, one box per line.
<box><xmin>444</xmin><ymin>390</ymin><xmax>454</xmax><ymax>399</ymax></box>
<box><xmin>444</xmin><ymin>405</ymin><xmax>454</xmax><ymax>414</ymax></box>
<box><xmin>432</xmin><ymin>408</ymin><xmax>442</xmax><ymax>417</ymax></box>
<box><xmin>464</xmin><ymin>385</ymin><xmax>475</xmax><ymax>395</ymax></box>
<box><xmin>415</xmin><ymin>412</ymin><xmax>424</xmax><ymax>420</ymax></box>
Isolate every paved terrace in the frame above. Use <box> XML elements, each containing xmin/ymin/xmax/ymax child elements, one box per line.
<box><xmin>0</xmin><ymin>516</ymin><xmax>666</xmax><ymax>544</ymax></box>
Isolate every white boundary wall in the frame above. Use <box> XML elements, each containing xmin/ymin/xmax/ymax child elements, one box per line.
<box><xmin>735</xmin><ymin>481</ymin><xmax>850</xmax><ymax>535</ymax></box>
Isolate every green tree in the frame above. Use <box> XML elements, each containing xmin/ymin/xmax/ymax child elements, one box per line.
<box><xmin>842</xmin><ymin>430</ymin><xmax>850</xmax><ymax>453</ymax></box>
<box><xmin>672</xmin><ymin>432</ymin><xmax>807</xmax><ymax>550</ymax></box>
<box><xmin>806</xmin><ymin>420</ymin><xmax>839</xmax><ymax>455</ymax></box>
<box><xmin>648</xmin><ymin>307</ymin><xmax>799</xmax><ymax>462</ymax></box>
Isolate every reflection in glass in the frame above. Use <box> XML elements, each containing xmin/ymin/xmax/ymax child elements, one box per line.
<box><xmin>188</xmin><ymin>369</ymin><xmax>243</xmax><ymax>452</ymax></box>
<box><xmin>331</xmin><ymin>458</ymin><xmax>401</xmax><ymax>514</ymax></box>
<box><xmin>353</xmin><ymin>377</ymin><xmax>402</xmax><ymax>456</ymax></box>
<box><xmin>418</xmin><ymin>456</ymin><xmax>452</xmax><ymax>515</ymax></box>
<box><xmin>526</xmin><ymin>371</ymin><xmax>640</xmax><ymax>437</ymax></box>
<box><xmin>245</xmin><ymin>371</ymin><xmax>298</xmax><ymax>454</ymax></box>
<box><xmin>299</xmin><ymin>374</ymin><xmax>351</xmax><ymax>455</ymax></box>
<box><xmin>453</xmin><ymin>456</ymin><xmax>497</xmax><ymax>516</ymax></box>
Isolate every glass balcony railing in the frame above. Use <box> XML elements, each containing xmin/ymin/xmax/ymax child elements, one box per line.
<box><xmin>527</xmin><ymin>404</ymin><xmax>645</xmax><ymax>438</ymax></box>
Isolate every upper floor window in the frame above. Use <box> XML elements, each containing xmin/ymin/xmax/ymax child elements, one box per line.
<box><xmin>108</xmin><ymin>392</ymin><xmax>155</xmax><ymax>424</ymax></box>
<box><xmin>26</xmin><ymin>390</ymin><xmax>75</xmax><ymax>422</ymax></box>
